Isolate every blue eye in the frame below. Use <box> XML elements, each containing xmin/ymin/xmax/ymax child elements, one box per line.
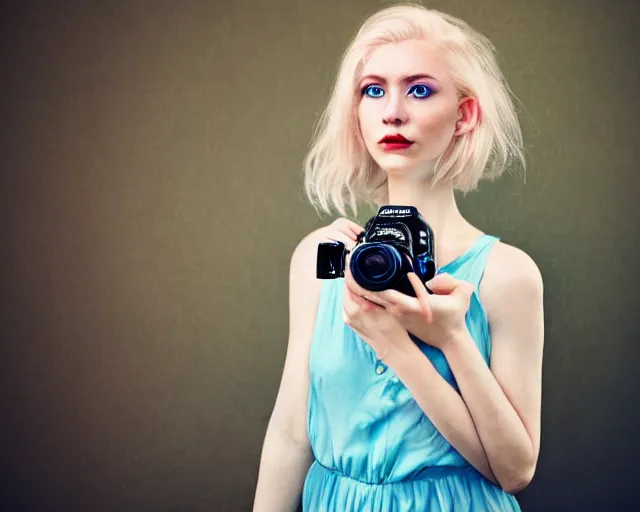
<box><xmin>362</xmin><ymin>85</ymin><xmax>384</xmax><ymax>98</ymax></box>
<box><xmin>362</xmin><ymin>83</ymin><xmax>434</xmax><ymax>99</ymax></box>
<box><xmin>408</xmin><ymin>84</ymin><xmax>433</xmax><ymax>98</ymax></box>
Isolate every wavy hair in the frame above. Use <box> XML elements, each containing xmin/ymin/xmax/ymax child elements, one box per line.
<box><xmin>302</xmin><ymin>3</ymin><xmax>526</xmax><ymax>217</ymax></box>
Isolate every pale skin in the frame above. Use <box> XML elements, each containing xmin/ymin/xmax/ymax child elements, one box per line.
<box><xmin>253</xmin><ymin>38</ymin><xmax>544</xmax><ymax>510</ymax></box>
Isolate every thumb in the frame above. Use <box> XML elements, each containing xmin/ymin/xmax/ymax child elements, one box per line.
<box><xmin>425</xmin><ymin>273</ymin><xmax>458</xmax><ymax>294</ymax></box>
<box><xmin>426</xmin><ymin>273</ymin><xmax>475</xmax><ymax>298</ymax></box>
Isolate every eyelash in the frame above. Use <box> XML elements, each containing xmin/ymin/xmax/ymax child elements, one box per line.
<box><xmin>360</xmin><ymin>84</ymin><xmax>434</xmax><ymax>99</ymax></box>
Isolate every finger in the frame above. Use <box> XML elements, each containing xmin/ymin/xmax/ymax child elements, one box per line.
<box><xmin>345</xmin><ymin>273</ymin><xmax>384</xmax><ymax>311</ymax></box>
<box><xmin>375</xmin><ymin>288</ymin><xmax>419</xmax><ymax>312</ymax></box>
<box><xmin>351</xmin><ymin>286</ymin><xmax>394</xmax><ymax>308</ymax></box>
<box><xmin>346</xmin><ymin>278</ymin><xmax>385</xmax><ymax>310</ymax></box>
<box><xmin>425</xmin><ymin>273</ymin><xmax>458</xmax><ymax>294</ymax></box>
<box><xmin>337</xmin><ymin>218</ymin><xmax>365</xmax><ymax>238</ymax></box>
<box><xmin>363</xmin><ymin>294</ymin><xmax>391</xmax><ymax>308</ymax></box>
<box><xmin>407</xmin><ymin>272</ymin><xmax>433</xmax><ymax>323</ymax></box>
<box><xmin>426</xmin><ymin>273</ymin><xmax>475</xmax><ymax>300</ymax></box>
<box><xmin>345</xmin><ymin>273</ymin><xmax>375</xmax><ymax>307</ymax></box>
<box><xmin>358</xmin><ymin>294</ymin><xmax>384</xmax><ymax>312</ymax></box>
<box><xmin>344</xmin><ymin>265</ymin><xmax>389</xmax><ymax>309</ymax></box>
<box><xmin>345</xmin><ymin>284</ymin><xmax>380</xmax><ymax>312</ymax></box>
<box><xmin>324</xmin><ymin>232</ymin><xmax>356</xmax><ymax>250</ymax></box>
<box><xmin>453</xmin><ymin>280</ymin><xmax>475</xmax><ymax>299</ymax></box>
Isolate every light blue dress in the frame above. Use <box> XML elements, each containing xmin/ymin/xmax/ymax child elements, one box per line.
<box><xmin>302</xmin><ymin>234</ymin><xmax>521</xmax><ymax>511</ymax></box>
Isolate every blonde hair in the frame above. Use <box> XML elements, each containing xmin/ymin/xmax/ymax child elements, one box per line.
<box><xmin>302</xmin><ymin>3</ymin><xmax>526</xmax><ymax>217</ymax></box>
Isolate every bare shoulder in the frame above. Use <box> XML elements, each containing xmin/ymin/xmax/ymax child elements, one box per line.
<box><xmin>289</xmin><ymin>227</ymin><xmax>327</xmax><ymax>290</ymax></box>
<box><xmin>479</xmin><ymin>240</ymin><xmax>544</xmax><ymax>325</ymax></box>
<box><xmin>287</xmin><ymin>227</ymin><xmax>329</xmax><ymax>331</ymax></box>
<box><xmin>267</xmin><ymin>227</ymin><xmax>328</xmax><ymax>441</ymax></box>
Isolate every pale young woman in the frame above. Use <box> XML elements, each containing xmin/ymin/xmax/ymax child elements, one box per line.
<box><xmin>253</xmin><ymin>4</ymin><xmax>544</xmax><ymax>511</ymax></box>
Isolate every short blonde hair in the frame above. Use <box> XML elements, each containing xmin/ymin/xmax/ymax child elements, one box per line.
<box><xmin>303</xmin><ymin>3</ymin><xmax>526</xmax><ymax>217</ymax></box>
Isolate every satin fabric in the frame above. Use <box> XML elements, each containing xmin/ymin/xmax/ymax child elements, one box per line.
<box><xmin>303</xmin><ymin>235</ymin><xmax>521</xmax><ymax>511</ymax></box>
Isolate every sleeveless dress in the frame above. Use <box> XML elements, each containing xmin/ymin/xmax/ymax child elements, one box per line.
<box><xmin>302</xmin><ymin>234</ymin><xmax>521</xmax><ymax>511</ymax></box>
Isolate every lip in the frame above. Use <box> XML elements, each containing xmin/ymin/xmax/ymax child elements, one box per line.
<box><xmin>378</xmin><ymin>134</ymin><xmax>412</xmax><ymax>143</ymax></box>
<box><xmin>380</xmin><ymin>141</ymin><xmax>414</xmax><ymax>151</ymax></box>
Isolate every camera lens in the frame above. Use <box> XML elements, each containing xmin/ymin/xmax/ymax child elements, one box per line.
<box><xmin>350</xmin><ymin>243</ymin><xmax>403</xmax><ymax>291</ymax></box>
<box><xmin>362</xmin><ymin>253</ymin><xmax>387</xmax><ymax>278</ymax></box>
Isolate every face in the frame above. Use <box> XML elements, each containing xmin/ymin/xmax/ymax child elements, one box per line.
<box><xmin>356</xmin><ymin>39</ymin><xmax>468</xmax><ymax>179</ymax></box>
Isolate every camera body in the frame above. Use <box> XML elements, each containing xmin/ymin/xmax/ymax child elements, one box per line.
<box><xmin>316</xmin><ymin>205</ymin><xmax>436</xmax><ymax>297</ymax></box>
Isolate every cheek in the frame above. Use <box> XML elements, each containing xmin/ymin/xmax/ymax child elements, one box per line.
<box><xmin>357</xmin><ymin>108</ymin><xmax>377</xmax><ymax>145</ymax></box>
<box><xmin>421</xmin><ymin>116</ymin><xmax>456</xmax><ymax>139</ymax></box>
<box><xmin>417</xmin><ymin>107</ymin><xmax>457</xmax><ymax>143</ymax></box>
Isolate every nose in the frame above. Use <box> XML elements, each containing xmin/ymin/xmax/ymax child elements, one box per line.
<box><xmin>382</xmin><ymin>90</ymin><xmax>408</xmax><ymax>125</ymax></box>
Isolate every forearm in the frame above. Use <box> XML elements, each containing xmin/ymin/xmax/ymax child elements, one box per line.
<box><xmin>253</xmin><ymin>424</ymin><xmax>314</xmax><ymax>512</ymax></box>
<box><xmin>384</xmin><ymin>335</ymin><xmax>498</xmax><ymax>484</ymax></box>
<box><xmin>442</xmin><ymin>328</ymin><xmax>535</xmax><ymax>492</ymax></box>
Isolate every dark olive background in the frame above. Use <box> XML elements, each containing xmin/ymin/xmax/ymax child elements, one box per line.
<box><xmin>1</xmin><ymin>1</ymin><xmax>638</xmax><ymax>511</ymax></box>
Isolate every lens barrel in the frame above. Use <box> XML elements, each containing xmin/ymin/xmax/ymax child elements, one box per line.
<box><xmin>350</xmin><ymin>243</ymin><xmax>404</xmax><ymax>291</ymax></box>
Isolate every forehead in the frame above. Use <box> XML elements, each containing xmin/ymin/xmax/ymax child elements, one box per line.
<box><xmin>359</xmin><ymin>39</ymin><xmax>449</xmax><ymax>81</ymax></box>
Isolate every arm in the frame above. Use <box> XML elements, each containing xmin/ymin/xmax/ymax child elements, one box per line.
<box><xmin>441</xmin><ymin>244</ymin><xmax>544</xmax><ymax>494</ymax></box>
<box><xmin>343</xmin><ymin>270</ymin><xmax>499</xmax><ymax>483</ymax></box>
<box><xmin>252</xmin><ymin>229</ymin><xmax>326</xmax><ymax>511</ymax></box>
<box><xmin>345</xmin><ymin>243</ymin><xmax>543</xmax><ymax>493</ymax></box>
<box><xmin>383</xmin><ymin>338</ymin><xmax>498</xmax><ymax>483</ymax></box>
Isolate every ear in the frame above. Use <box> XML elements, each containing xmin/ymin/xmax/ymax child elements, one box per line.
<box><xmin>454</xmin><ymin>97</ymin><xmax>480</xmax><ymax>136</ymax></box>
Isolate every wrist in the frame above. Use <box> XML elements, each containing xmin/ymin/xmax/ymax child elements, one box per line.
<box><xmin>441</xmin><ymin>324</ymin><xmax>473</xmax><ymax>356</ymax></box>
<box><xmin>378</xmin><ymin>330</ymin><xmax>417</xmax><ymax>363</ymax></box>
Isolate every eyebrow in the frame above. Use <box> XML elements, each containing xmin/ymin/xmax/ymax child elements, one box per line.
<box><xmin>358</xmin><ymin>73</ymin><xmax>438</xmax><ymax>85</ymax></box>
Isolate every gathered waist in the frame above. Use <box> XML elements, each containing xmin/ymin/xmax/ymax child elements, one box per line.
<box><xmin>313</xmin><ymin>459</ymin><xmax>476</xmax><ymax>486</ymax></box>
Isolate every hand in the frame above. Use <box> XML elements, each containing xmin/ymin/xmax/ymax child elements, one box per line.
<box><xmin>342</xmin><ymin>264</ymin><xmax>410</xmax><ymax>360</ymax></box>
<box><xmin>359</xmin><ymin>272</ymin><xmax>475</xmax><ymax>350</ymax></box>
<box><xmin>316</xmin><ymin>218</ymin><xmax>364</xmax><ymax>251</ymax></box>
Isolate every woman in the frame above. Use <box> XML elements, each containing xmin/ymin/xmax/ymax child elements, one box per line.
<box><xmin>253</xmin><ymin>4</ymin><xmax>544</xmax><ymax>511</ymax></box>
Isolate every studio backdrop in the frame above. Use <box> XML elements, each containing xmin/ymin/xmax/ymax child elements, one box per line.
<box><xmin>1</xmin><ymin>0</ymin><xmax>638</xmax><ymax>510</ymax></box>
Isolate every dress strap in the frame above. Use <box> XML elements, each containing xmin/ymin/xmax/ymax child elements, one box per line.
<box><xmin>464</xmin><ymin>235</ymin><xmax>500</xmax><ymax>290</ymax></box>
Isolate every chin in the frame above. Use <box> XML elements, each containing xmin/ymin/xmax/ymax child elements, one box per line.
<box><xmin>375</xmin><ymin>155</ymin><xmax>416</xmax><ymax>172</ymax></box>
<box><xmin>381</xmin><ymin>162</ymin><xmax>436</xmax><ymax>181</ymax></box>
<box><xmin>377</xmin><ymin>150</ymin><xmax>438</xmax><ymax>173</ymax></box>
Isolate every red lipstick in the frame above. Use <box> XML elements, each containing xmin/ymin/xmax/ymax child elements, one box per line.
<box><xmin>379</xmin><ymin>133</ymin><xmax>414</xmax><ymax>151</ymax></box>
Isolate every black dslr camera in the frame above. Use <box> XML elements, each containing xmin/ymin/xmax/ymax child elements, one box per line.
<box><xmin>316</xmin><ymin>205</ymin><xmax>436</xmax><ymax>297</ymax></box>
